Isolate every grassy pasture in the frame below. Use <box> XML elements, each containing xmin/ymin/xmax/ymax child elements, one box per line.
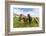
<box><xmin>13</xmin><ymin>16</ymin><xmax>39</xmax><ymax>28</ymax></box>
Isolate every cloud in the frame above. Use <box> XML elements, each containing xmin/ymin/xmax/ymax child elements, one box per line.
<box><xmin>13</xmin><ymin>8</ymin><xmax>39</xmax><ymax>17</ymax></box>
<box><xmin>14</xmin><ymin>8</ymin><xmax>33</xmax><ymax>12</ymax></box>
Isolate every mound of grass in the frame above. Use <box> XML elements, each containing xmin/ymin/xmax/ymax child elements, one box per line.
<box><xmin>13</xmin><ymin>16</ymin><xmax>39</xmax><ymax>28</ymax></box>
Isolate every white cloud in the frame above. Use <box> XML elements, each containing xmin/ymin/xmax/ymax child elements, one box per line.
<box><xmin>13</xmin><ymin>8</ymin><xmax>39</xmax><ymax>17</ymax></box>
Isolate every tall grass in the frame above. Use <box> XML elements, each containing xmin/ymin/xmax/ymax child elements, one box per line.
<box><xmin>13</xmin><ymin>16</ymin><xmax>39</xmax><ymax>28</ymax></box>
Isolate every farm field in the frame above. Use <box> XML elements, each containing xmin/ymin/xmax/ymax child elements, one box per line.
<box><xmin>13</xmin><ymin>16</ymin><xmax>39</xmax><ymax>28</ymax></box>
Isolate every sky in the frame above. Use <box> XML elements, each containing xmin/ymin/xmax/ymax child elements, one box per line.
<box><xmin>13</xmin><ymin>8</ymin><xmax>39</xmax><ymax>17</ymax></box>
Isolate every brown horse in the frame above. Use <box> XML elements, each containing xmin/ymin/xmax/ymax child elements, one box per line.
<box><xmin>18</xmin><ymin>14</ymin><xmax>28</xmax><ymax>22</ymax></box>
<box><xmin>18</xmin><ymin>14</ymin><xmax>32</xmax><ymax>24</ymax></box>
<box><xmin>27</xmin><ymin>14</ymin><xmax>32</xmax><ymax>24</ymax></box>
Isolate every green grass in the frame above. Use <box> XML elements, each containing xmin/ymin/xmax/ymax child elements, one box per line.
<box><xmin>13</xmin><ymin>16</ymin><xmax>39</xmax><ymax>28</ymax></box>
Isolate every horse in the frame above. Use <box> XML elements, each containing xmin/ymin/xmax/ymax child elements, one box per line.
<box><xmin>18</xmin><ymin>14</ymin><xmax>32</xmax><ymax>24</ymax></box>
<box><xmin>27</xmin><ymin>14</ymin><xmax>32</xmax><ymax>24</ymax></box>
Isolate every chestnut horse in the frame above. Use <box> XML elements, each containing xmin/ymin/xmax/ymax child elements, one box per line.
<box><xmin>18</xmin><ymin>14</ymin><xmax>32</xmax><ymax>24</ymax></box>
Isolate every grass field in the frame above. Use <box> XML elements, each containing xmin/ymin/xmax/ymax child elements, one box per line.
<box><xmin>13</xmin><ymin>16</ymin><xmax>39</xmax><ymax>28</ymax></box>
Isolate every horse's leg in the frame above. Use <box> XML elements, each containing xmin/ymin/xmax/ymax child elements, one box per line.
<box><xmin>29</xmin><ymin>18</ymin><xmax>32</xmax><ymax>24</ymax></box>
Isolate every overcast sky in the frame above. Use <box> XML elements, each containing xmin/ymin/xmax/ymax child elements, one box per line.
<box><xmin>13</xmin><ymin>8</ymin><xmax>39</xmax><ymax>17</ymax></box>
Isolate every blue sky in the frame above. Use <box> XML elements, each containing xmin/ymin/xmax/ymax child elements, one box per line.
<box><xmin>14</xmin><ymin>8</ymin><xmax>33</xmax><ymax>12</ymax></box>
<box><xmin>13</xmin><ymin>8</ymin><xmax>39</xmax><ymax>17</ymax></box>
